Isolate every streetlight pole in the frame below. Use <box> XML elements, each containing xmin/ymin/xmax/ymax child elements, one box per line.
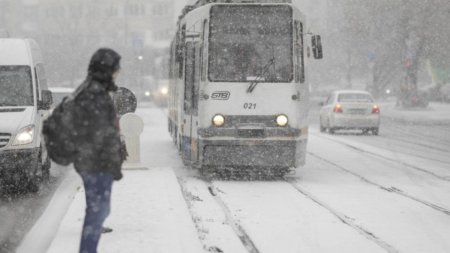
<box><xmin>137</xmin><ymin>55</ymin><xmax>144</xmax><ymax>93</ymax></box>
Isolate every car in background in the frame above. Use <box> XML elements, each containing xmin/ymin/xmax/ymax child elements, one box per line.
<box><xmin>151</xmin><ymin>79</ymin><xmax>169</xmax><ymax>107</ymax></box>
<box><xmin>48</xmin><ymin>87</ymin><xmax>74</xmax><ymax>107</ymax></box>
<box><xmin>319</xmin><ymin>90</ymin><xmax>380</xmax><ymax>135</ymax></box>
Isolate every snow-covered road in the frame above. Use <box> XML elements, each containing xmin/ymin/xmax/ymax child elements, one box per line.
<box><xmin>158</xmin><ymin>104</ymin><xmax>450</xmax><ymax>253</ymax></box>
<box><xmin>0</xmin><ymin>166</ymin><xmax>68</xmax><ymax>253</ymax></box>
<box><xmin>18</xmin><ymin>104</ymin><xmax>450</xmax><ymax>253</ymax></box>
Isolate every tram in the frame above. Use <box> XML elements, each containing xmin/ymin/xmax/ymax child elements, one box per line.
<box><xmin>168</xmin><ymin>0</ymin><xmax>323</xmax><ymax>174</ymax></box>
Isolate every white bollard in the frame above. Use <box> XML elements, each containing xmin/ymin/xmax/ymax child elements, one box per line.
<box><xmin>119</xmin><ymin>113</ymin><xmax>146</xmax><ymax>170</ymax></box>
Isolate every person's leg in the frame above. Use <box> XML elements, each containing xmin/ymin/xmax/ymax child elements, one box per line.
<box><xmin>79</xmin><ymin>172</ymin><xmax>113</xmax><ymax>253</ymax></box>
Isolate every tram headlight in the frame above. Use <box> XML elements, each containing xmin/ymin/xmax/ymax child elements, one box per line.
<box><xmin>276</xmin><ymin>114</ymin><xmax>289</xmax><ymax>127</ymax></box>
<box><xmin>212</xmin><ymin>114</ymin><xmax>225</xmax><ymax>127</ymax></box>
<box><xmin>160</xmin><ymin>87</ymin><xmax>169</xmax><ymax>95</ymax></box>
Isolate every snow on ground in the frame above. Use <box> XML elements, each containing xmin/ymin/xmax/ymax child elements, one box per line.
<box><xmin>16</xmin><ymin>170</ymin><xmax>81</xmax><ymax>253</ymax></box>
<box><xmin>380</xmin><ymin>101</ymin><xmax>450</xmax><ymax>125</ymax></box>
<box><xmin>309</xmin><ymin>130</ymin><xmax>450</xmax><ymax>180</ymax></box>
<box><xmin>294</xmin><ymin>153</ymin><xmax>450</xmax><ymax>253</ymax></box>
<box><xmin>27</xmin><ymin>106</ymin><xmax>204</xmax><ymax>253</ymax></box>
<box><xmin>46</xmin><ymin>168</ymin><xmax>204</xmax><ymax>253</ymax></box>
<box><xmin>211</xmin><ymin>179</ymin><xmax>385</xmax><ymax>253</ymax></box>
<box><xmin>18</xmin><ymin>103</ymin><xmax>450</xmax><ymax>253</ymax></box>
<box><xmin>178</xmin><ymin>176</ymin><xmax>249</xmax><ymax>253</ymax></box>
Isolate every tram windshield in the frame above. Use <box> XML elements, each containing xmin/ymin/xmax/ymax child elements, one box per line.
<box><xmin>209</xmin><ymin>5</ymin><xmax>293</xmax><ymax>83</ymax></box>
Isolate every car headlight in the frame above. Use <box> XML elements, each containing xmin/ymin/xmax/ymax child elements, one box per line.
<box><xmin>212</xmin><ymin>114</ymin><xmax>225</xmax><ymax>127</ymax></box>
<box><xmin>13</xmin><ymin>125</ymin><xmax>35</xmax><ymax>146</ymax></box>
<box><xmin>276</xmin><ymin>114</ymin><xmax>289</xmax><ymax>127</ymax></box>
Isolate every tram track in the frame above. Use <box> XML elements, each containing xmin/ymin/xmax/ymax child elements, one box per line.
<box><xmin>204</xmin><ymin>180</ymin><xmax>260</xmax><ymax>253</ymax></box>
<box><xmin>307</xmin><ymin>152</ymin><xmax>450</xmax><ymax>217</ymax></box>
<box><xmin>316</xmin><ymin>131</ymin><xmax>450</xmax><ymax>166</ymax></box>
<box><xmin>311</xmin><ymin>133</ymin><xmax>450</xmax><ymax>182</ymax></box>
<box><xmin>373</xmin><ymin>135</ymin><xmax>450</xmax><ymax>162</ymax></box>
<box><xmin>328</xmin><ymin>133</ymin><xmax>450</xmax><ymax>164</ymax></box>
<box><xmin>180</xmin><ymin>172</ymin><xmax>394</xmax><ymax>253</ymax></box>
<box><xmin>177</xmin><ymin>151</ymin><xmax>448</xmax><ymax>253</ymax></box>
<box><xmin>381</xmin><ymin>121</ymin><xmax>450</xmax><ymax>149</ymax></box>
<box><xmin>284</xmin><ymin>178</ymin><xmax>398</xmax><ymax>253</ymax></box>
<box><xmin>177</xmin><ymin>175</ymin><xmax>260</xmax><ymax>253</ymax></box>
<box><xmin>178</xmin><ymin>166</ymin><xmax>440</xmax><ymax>253</ymax></box>
<box><xmin>377</xmin><ymin>131</ymin><xmax>450</xmax><ymax>156</ymax></box>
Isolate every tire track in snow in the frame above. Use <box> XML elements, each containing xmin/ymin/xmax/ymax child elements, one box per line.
<box><xmin>308</xmin><ymin>152</ymin><xmax>450</xmax><ymax>217</ymax></box>
<box><xmin>312</xmin><ymin>133</ymin><xmax>450</xmax><ymax>182</ymax></box>
<box><xmin>285</xmin><ymin>178</ymin><xmax>398</xmax><ymax>253</ymax></box>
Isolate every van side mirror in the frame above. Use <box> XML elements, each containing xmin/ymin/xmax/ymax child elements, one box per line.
<box><xmin>312</xmin><ymin>35</ymin><xmax>323</xmax><ymax>59</ymax></box>
<box><xmin>113</xmin><ymin>87</ymin><xmax>137</xmax><ymax>116</ymax></box>
<box><xmin>39</xmin><ymin>90</ymin><xmax>53</xmax><ymax>110</ymax></box>
<box><xmin>318</xmin><ymin>101</ymin><xmax>325</xmax><ymax>106</ymax></box>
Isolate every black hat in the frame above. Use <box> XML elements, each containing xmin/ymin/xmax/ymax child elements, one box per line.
<box><xmin>88</xmin><ymin>48</ymin><xmax>121</xmax><ymax>90</ymax></box>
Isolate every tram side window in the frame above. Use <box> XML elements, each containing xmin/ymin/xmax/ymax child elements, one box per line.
<box><xmin>184</xmin><ymin>42</ymin><xmax>195</xmax><ymax>113</ymax></box>
<box><xmin>193</xmin><ymin>43</ymin><xmax>201</xmax><ymax>114</ymax></box>
<box><xmin>178</xmin><ymin>25</ymin><xmax>186</xmax><ymax>78</ymax></box>
<box><xmin>169</xmin><ymin>41</ymin><xmax>176</xmax><ymax>79</ymax></box>
<box><xmin>295</xmin><ymin>21</ymin><xmax>305</xmax><ymax>83</ymax></box>
<box><xmin>201</xmin><ymin>19</ymin><xmax>208</xmax><ymax>82</ymax></box>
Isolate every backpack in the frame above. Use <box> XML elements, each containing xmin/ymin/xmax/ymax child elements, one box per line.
<box><xmin>43</xmin><ymin>80</ymin><xmax>90</xmax><ymax>166</ymax></box>
<box><xmin>42</xmin><ymin>95</ymin><xmax>79</xmax><ymax>166</ymax></box>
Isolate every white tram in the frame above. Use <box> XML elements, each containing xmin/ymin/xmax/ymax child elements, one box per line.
<box><xmin>168</xmin><ymin>0</ymin><xmax>323</xmax><ymax>174</ymax></box>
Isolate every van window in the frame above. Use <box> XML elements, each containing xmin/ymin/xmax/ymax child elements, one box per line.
<box><xmin>0</xmin><ymin>66</ymin><xmax>34</xmax><ymax>106</ymax></box>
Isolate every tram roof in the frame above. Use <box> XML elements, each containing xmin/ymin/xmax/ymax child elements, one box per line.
<box><xmin>188</xmin><ymin>0</ymin><xmax>292</xmax><ymax>4</ymax></box>
<box><xmin>180</xmin><ymin>0</ymin><xmax>293</xmax><ymax>23</ymax></box>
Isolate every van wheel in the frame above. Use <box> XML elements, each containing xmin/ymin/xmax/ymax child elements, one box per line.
<box><xmin>42</xmin><ymin>155</ymin><xmax>51</xmax><ymax>182</ymax></box>
<box><xmin>28</xmin><ymin>149</ymin><xmax>50</xmax><ymax>193</ymax></box>
<box><xmin>39</xmin><ymin>147</ymin><xmax>51</xmax><ymax>182</ymax></box>
<box><xmin>27</xmin><ymin>160</ymin><xmax>41</xmax><ymax>193</ymax></box>
<box><xmin>329</xmin><ymin>128</ymin><xmax>335</xmax><ymax>134</ymax></box>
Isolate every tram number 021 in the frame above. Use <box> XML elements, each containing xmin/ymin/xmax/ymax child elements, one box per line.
<box><xmin>243</xmin><ymin>103</ymin><xmax>256</xmax><ymax>109</ymax></box>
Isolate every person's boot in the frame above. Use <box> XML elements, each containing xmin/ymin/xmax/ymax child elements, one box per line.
<box><xmin>102</xmin><ymin>226</ymin><xmax>113</xmax><ymax>233</ymax></box>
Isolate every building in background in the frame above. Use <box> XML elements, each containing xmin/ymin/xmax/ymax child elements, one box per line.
<box><xmin>0</xmin><ymin>0</ymin><xmax>180</xmax><ymax>91</ymax></box>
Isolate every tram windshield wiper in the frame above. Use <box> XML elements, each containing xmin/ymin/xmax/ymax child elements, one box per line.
<box><xmin>246</xmin><ymin>57</ymin><xmax>275</xmax><ymax>93</ymax></box>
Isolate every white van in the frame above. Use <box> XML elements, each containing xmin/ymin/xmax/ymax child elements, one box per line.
<box><xmin>0</xmin><ymin>38</ymin><xmax>53</xmax><ymax>192</ymax></box>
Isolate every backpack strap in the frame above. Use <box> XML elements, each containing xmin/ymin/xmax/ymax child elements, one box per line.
<box><xmin>72</xmin><ymin>76</ymin><xmax>92</xmax><ymax>99</ymax></box>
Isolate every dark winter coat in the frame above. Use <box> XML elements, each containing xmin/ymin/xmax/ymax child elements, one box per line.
<box><xmin>73</xmin><ymin>48</ymin><xmax>123</xmax><ymax>180</ymax></box>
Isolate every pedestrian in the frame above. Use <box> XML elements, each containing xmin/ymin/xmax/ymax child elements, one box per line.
<box><xmin>73</xmin><ymin>48</ymin><xmax>124</xmax><ymax>253</ymax></box>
